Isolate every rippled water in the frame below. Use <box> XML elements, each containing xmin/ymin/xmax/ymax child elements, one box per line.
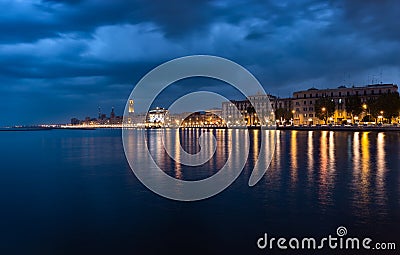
<box><xmin>0</xmin><ymin>129</ymin><xmax>399</xmax><ymax>254</ymax></box>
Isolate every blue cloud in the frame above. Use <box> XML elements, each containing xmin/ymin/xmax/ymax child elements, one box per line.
<box><xmin>0</xmin><ymin>0</ymin><xmax>399</xmax><ymax>125</ymax></box>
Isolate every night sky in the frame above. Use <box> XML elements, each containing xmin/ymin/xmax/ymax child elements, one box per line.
<box><xmin>1</xmin><ymin>0</ymin><xmax>399</xmax><ymax>125</ymax></box>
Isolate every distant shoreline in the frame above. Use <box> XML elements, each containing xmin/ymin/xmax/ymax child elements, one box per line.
<box><xmin>1</xmin><ymin>125</ymin><xmax>399</xmax><ymax>132</ymax></box>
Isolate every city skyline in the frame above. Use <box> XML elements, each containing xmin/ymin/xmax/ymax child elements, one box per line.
<box><xmin>70</xmin><ymin>82</ymin><xmax>399</xmax><ymax>128</ymax></box>
<box><xmin>1</xmin><ymin>0</ymin><xmax>400</xmax><ymax>126</ymax></box>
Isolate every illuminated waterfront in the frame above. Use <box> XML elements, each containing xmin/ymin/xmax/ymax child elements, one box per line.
<box><xmin>0</xmin><ymin>129</ymin><xmax>399</xmax><ymax>254</ymax></box>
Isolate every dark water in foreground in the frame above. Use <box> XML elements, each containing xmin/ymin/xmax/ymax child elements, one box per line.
<box><xmin>0</xmin><ymin>129</ymin><xmax>399</xmax><ymax>255</ymax></box>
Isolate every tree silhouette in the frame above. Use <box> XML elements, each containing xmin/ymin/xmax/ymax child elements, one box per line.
<box><xmin>315</xmin><ymin>97</ymin><xmax>335</xmax><ymax>124</ymax></box>
<box><xmin>345</xmin><ymin>95</ymin><xmax>363</xmax><ymax>123</ymax></box>
<box><xmin>275</xmin><ymin>108</ymin><xmax>293</xmax><ymax>122</ymax></box>
<box><xmin>375</xmin><ymin>92</ymin><xmax>400</xmax><ymax>123</ymax></box>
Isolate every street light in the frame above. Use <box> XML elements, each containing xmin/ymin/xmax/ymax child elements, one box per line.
<box><xmin>291</xmin><ymin>110</ymin><xmax>296</xmax><ymax>126</ymax></box>
<box><xmin>362</xmin><ymin>103</ymin><xmax>371</xmax><ymax>123</ymax></box>
<box><xmin>379</xmin><ymin>111</ymin><xmax>384</xmax><ymax>124</ymax></box>
<box><xmin>321</xmin><ymin>107</ymin><xmax>328</xmax><ymax>124</ymax></box>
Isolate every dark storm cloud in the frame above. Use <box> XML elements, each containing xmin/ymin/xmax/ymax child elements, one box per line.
<box><xmin>333</xmin><ymin>0</ymin><xmax>400</xmax><ymax>42</ymax></box>
<box><xmin>0</xmin><ymin>0</ymin><xmax>399</xmax><ymax>125</ymax></box>
<box><xmin>0</xmin><ymin>0</ymin><xmax>215</xmax><ymax>43</ymax></box>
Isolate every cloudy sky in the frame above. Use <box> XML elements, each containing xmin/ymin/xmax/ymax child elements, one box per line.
<box><xmin>1</xmin><ymin>0</ymin><xmax>399</xmax><ymax>125</ymax></box>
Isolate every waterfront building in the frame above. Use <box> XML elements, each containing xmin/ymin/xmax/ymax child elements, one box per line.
<box><xmin>128</xmin><ymin>99</ymin><xmax>134</xmax><ymax>113</ymax></box>
<box><xmin>146</xmin><ymin>107</ymin><xmax>169</xmax><ymax>128</ymax></box>
<box><xmin>71</xmin><ymin>107</ymin><xmax>123</xmax><ymax>126</ymax></box>
<box><xmin>271</xmin><ymin>96</ymin><xmax>293</xmax><ymax>112</ymax></box>
<box><xmin>292</xmin><ymin>83</ymin><xmax>398</xmax><ymax>125</ymax></box>
<box><xmin>180</xmin><ymin>111</ymin><xmax>226</xmax><ymax>128</ymax></box>
<box><xmin>71</xmin><ymin>118</ymin><xmax>80</xmax><ymax>125</ymax></box>
<box><xmin>221</xmin><ymin>94</ymin><xmax>278</xmax><ymax>127</ymax></box>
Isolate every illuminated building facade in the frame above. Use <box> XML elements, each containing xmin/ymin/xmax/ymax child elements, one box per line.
<box><xmin>180</xmin><ymin>111</ymin><xmax>226</xmax><ymax>128</ymax></box>
<box><xmin>221</xmin><ymin>94</ymin><xmax>275</xmax><ymax>127</ymax></box>
<box><xmin>146</xmin><ymin>107</ymin><xmax>169</xmax><ymax>128</ymax></box>
<box><xmin>292</xmin><ymin>83</ymin><xmax>398</xmax><ymax>125</ymax></box>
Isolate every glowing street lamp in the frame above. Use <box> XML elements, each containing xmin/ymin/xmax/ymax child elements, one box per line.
<box><xmin>362</xmin><ymin>103</ymin><xmax>371</xmax><ymax>123</ymax></box>
<box><xmin>290</xmin><ymin>110</ymin><xmax>296</xmax><ymax>126</ymax></box>
<box><xmin>321</xmin><ymin>107</ymin><xmax>329</xmax><ymax>124</ymax></box>
<box><xmin>378</xmin><ymin>111</ymin><xmax>384</xmax><ymax>124</ymax></box>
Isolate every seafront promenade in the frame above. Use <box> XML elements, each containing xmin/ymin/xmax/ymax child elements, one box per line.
<box><xmin>2</xmin><ymin>124</ymin><xmax>399</xmax><ymax>132</ymax></box>
<box><xmin>277</xmin><ymin>124</ymin><xmax>400</xmax><ymax>132</ymax></box>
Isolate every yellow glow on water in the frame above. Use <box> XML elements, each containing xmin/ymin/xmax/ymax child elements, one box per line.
<box><xmin>328</xmin><ymin>131</ymin><xmax>335</xmax><ymax>172</ymax></box>
<box><xmin>320</xmin><ymin>131</ymin><xmax>328</xmax><ymax>177</ymax></box>
<box><xmin>319</xmin><ymin>131</ymin><xmax>328</xmax><ymax>202</ymax></box>
<box><xmin>174</xmin><ymin>128</ymin><xmax>182</xmax><ymax>179</ymax></box>
<box><xmin>377</xmin><ymin>133</ymin><xmax>385</xmax><ymax>172</ymax></box>
<box><xmin>290</xmin><ymin>130</ymin><xmax>298</xmax><ymax>184</ymax></box>
<box><xmin>253</xmin><ymin>129</ymin><xmax>259</xmax><ymax>161</ymax></box>
<box><xmin>275</xmin><ymin>130</ymin><xmax>281</xmax><ymax>170</ymax></box>
<box><xmin>353</xmin><ymin>132</ymin><xmax>360</xmax><ymax>175</ymax></box>
<box><xmin>361</xmin><ymin>132</ymin><xmax>370</xmax><ymax>175</ymax></box>
<box><xmin>357</xmin><ymin>132</ymin><xmax>371</xmax><ymax>209</ymax></box>
<box><xmin>307</xmin><ymin>131</ymin><xmax>314</xmax><ymax>183</ymax></box>
<box><xmin>318</xmin><ymin>131</ymin><xmax>336</xmax><ymax>206</ymax></box>
<box><xmin>376</xmin><ymin>132</ymin><xmax>386</xmax><ymax>205</ymax></box>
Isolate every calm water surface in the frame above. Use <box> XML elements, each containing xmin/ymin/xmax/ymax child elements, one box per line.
<box><xmin>0</xmin><ymin>129</ymin><xmax>399</xmax><ymax>254</ymax></box>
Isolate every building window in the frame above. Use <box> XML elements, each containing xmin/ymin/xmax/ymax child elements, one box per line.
<box><xmin>295</xmin><ymin>102</ymin><xmax>300</xmax><ymax>106</ymax></box>
<box><xmin>304</xmin><ymin>94</ymin><xmax>306</xmax><ymax>98</ymax></box>
<box><xmin>347</xmin><ymin>91</ymin><xmax>350</xmax><ymax>96</ymax></box>
<box><xmin>303</xmin><ymin>107</ymin><xmax>307</xmax><ymax>111</ymax></box>
<box><xmin>364</xmin><ymin>90</ymin><xmax>366</xmax><ymax>95</ymax></box>
<box><xmin>296</xmin><ymin>108</ymin><xmax>299</xmax><ymax>111</ymax></box>
<box><xmin>310</xmin><ymin>101</ymin><xmax>313</xmax><ymax>105</ymax></box>
<box><xmin>309</xmin><ymin>94</ymin><xmax>312</xmax><ymax>98</ymax></box>
<box><xmin>356</xmin><ymin>91</ymin><xmax>359</xmax><ymax>95</ymax></box>
<box><xmin>371</xmin><ymin>90</ymin><xmax>374</xmax><ymax>95</ymax></box>
<box><xmin>309</xmin><ymin>114</ymin><xmax>313</xmax><ymax>117</ymax></box>
<box><xmin>304</xmin><ymin>101</ymin><xmax>307</xmax><ymax>105</ymax></box>
<box><xmin>309</xmin><ymin>107</ymin><xmax>313</xmax><ymax>111</ymax></box>
<box><xmin>379</xmin><ymin>89</ymin><xmax>382</xmax><ymax>94</ymax></box>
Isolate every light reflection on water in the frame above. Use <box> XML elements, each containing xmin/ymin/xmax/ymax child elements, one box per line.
<box><xmin>133</xmin><ymin>129</ymin><xmax>398</xmax><ymax>219</ymax></box>
<box><xmin>376</xmin><ymin>132</ymin><xmax>387</xmax><ymax>212</ymax></box>
<box><xmin>307</xmin><ymin>131</ymin><xmax>314</xmax><ymax>185</ymax></box>
<box><xmin>290</xmin><ymin>130</ymin><xmax>298</xmax><ymax>187</ymax></box>
<box><xmin>0</xmin><ymin>129</ymin><xmax>400</xmax><ymax>254</ymax></box>
<box><xmin>0</xmin><ymin>129</ymin><xmax>399</xmax><ymax>254</ymax></box>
